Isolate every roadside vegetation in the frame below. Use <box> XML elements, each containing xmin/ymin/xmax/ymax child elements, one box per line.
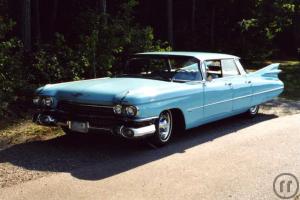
<box><xmin>0</xmin><ymin>120</ymin><xmax>62</xmax><ymax>149</ymax></box>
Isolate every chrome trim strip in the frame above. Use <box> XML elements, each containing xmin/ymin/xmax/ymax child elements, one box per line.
<box><xmin>133</xmin><ymin>116</ymin><xmax>159</xmax><ymax>122</ymax></box>
<box><xmin>252</xmin><ymin>86</ymin><xmax>284</xmax><ymax>96</ymax></box>
<box><xmin>60</xmin><ymin>102</ymin><xmax>113</xmax><ymax>109</ymax></box>
<box><xmin>88</xmin><ymin>127</ymin><xmax>113</xmax><ymax>133</ymax></box>
<box><xmin>75</xmin><ymin>104</ymin><xmax>113</xmax><ymax>109</ymax></box>
<box><xmin>82</xmin><ymin>105</ymin><xmax>113</xmax><ymax>108</ymax></box>
<box><xmin>57</xmin><ymin>122</ymin><xmax>67</xmax><ymax>126</ymax></box>
<box><xmin>204</xmin><ymin>98</ymin><xmax>231</xmax><ymax>108</ymax></box>
<box><xmin>187</xmin><ymin>105</ymin><xmax>204</xmax><ymax>112</ymax></box>
<box><xmin>187</xmin><ymin>87</ymin><xmax>284</xmax><ymax>112</ymax></box>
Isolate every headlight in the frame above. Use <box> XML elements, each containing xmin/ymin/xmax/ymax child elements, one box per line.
<box><xmin>33</xmin><ymin>96</ymin><xmax>54</xmax><ymax>107</ymax></box>
<box><xmin>41</xmin><ymin>97</ymin><xmax>54</xmax><ymax>107</ymax></box>
<box><xmin>44</xmin><ymin>97</ymin><xmax>53</xmax><ymax>107</ymax></box>
<box><xmin>113</xmin><ymin>104</ymin><xmax>123</xmax><ymax>115</ymax></box>
<box><xmin>125</xmin><ymin>106</ymin><xmax>138</xmax><ymax>117</ymax></box>
<box><xmin>113</xmin><ymin>105</ymin><xmax>138</xmax><ymax>117</ymax></box>
<box><xmin>33</xmin><ymin>96</ymin><xmax>41</xmax><ymax>105</ymax></box>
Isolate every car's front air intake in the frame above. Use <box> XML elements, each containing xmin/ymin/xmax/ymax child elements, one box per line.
<box><xmin>57</xmin><ymin>101</ymin><xmax>114</xmax><ymax>117</ymax></box>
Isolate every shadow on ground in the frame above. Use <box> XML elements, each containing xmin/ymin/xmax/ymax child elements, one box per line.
<box><xmin>0</xmin><ymin>113</ymin><xmax>277</xmax><ymax>181</ymax></box>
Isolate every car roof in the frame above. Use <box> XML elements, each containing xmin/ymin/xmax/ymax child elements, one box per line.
<box><xmin>136</xmin><ymin>51</ymin><xmax>239</xmax><ymax>61</ymax></box>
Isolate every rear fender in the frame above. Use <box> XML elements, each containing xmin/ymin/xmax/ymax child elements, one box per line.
<box><xmin>249</xmin><ymin>63</ymin><xmax>281</xmax><ymax>79</ymax></box>
<box><xmin>247</xmin><ymin>63</ymin><xmax>284</xmax><ymax>106</ymax></box>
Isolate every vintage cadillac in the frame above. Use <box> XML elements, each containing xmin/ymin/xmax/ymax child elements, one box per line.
<box><xmin>33</xmin><ymin>52</ymin><xmax>284</xmax><ymax>146</ymax></box>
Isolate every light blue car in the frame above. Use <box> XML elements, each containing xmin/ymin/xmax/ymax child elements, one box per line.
<box><xmin>33</xmin><ymin>52</ymin><xmax>284</xmax><ymax>146</ymax></box>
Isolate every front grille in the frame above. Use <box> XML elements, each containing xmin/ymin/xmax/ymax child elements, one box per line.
<box><xmin>57</xmin><ymin>101</ymin><xmax>114</xmax><ymax>117</ymax></box>
<box><xmin>54</xmin><ymin>101</ymin><xmax>149</xmax><ymax>129</ymax></box>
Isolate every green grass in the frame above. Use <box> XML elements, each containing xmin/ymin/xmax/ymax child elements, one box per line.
<box><xmin>0</xmin><ymin>119</ymin><xmax>63</xmax><ymax>149</ymax></box>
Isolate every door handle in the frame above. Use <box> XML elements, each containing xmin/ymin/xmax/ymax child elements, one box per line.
<box><xmin>225</xmin><ymin>82</ymin><xmax>232</xmax><ymax>86</ymax></box>
<box><xmin>246</xmin><ymin>80</ymin><xmax>252</xmax><ymax>84</ymax></box>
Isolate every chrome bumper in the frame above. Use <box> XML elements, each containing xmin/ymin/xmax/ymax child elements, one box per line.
<box><xmin>33</xmin><ymin>114</ymin><xmax>157</xmax><ymax>138</ymax></box>
<box><xmin>117</xmin><ymin>125</ymin><xmax>156</xmax><ymax>138</ymax></box>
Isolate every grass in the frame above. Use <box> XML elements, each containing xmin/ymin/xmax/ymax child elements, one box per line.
<box><xmin>0</xmin><ymin>60</ymin><xmax>299</xmax><ymax>149</ymax></box>
<box><xmin>0</xmin><ymin>119</ymin><xmax>63</xmax><ymax>149</ymax></box>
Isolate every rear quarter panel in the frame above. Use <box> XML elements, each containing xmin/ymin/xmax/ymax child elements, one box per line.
<box><xmin>247</xmin><ymin>63</ymin><xmax>284</xmax><ymax>106</ymax></box>
<box><xmin>249</xmin><ymin>77</ymin><xmax>284</xmax><ymax>106</ymax></box>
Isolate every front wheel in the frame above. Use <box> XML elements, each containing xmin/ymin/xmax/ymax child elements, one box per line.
<box><xmin>244</xmin><ymin>105</ymin><xmax>260</xmax><ymax>118</ymax></box>
<box><xmin>151</xmin><ymin>110</ymin><xmax>173</xmax><ymax>146</ymax></box>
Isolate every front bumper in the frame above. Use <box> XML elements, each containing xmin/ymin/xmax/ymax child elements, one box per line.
<box><xmin>33</xmin><ymin>113</ymin><xmax>158</xmax><ymax>139</ymax></box>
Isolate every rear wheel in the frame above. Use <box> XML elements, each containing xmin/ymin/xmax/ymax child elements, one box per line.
<box><xmin>151</xmin><ymin>110</ymin><xmax>173</xmax><ymax>146</ymax></box>
<box><xmin>244</xmin><ymin>105</ymin><xmax>260</xmax><ymax>118</ymax></box>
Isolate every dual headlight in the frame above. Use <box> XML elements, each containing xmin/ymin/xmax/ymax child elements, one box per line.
<box><xmin>33</xmin><ymin>96</ymin><xmax>54</xmax><ymax>107</ymax></box>
<box><xmin>113</xmin><ymin>104</ymin><xmax>138</xmax><ymax>117</ymax></box>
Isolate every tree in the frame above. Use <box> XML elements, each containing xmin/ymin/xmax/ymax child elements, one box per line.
<box><xmin>293</xmin><ymin>3</ymin><xmax>300</xmax><ymax>58</ymax></box>
<box><xmin>210</xmin><ymin>2</ymin><xmax>216</xmax><ymax>49</ymax></box>
<box><xmin>50</xmin><ymin>0</ymin><xmax>58</xmax><ymax>35</ymax></box>
<box><xmin>22</xmin><ymin>0</ymin><xmax>31</xmax><ymax>51</ymax></box>
<box><xmin>35</xmin><ymin>0</ymin><xmax>41</xmax><ymax>47</ymax></box>
<box><xmin>191</xmin><ymin>0</ymin><xmax>196</xmax><ymax>33</ymax></box>
<box><xmin>167</xmin><ymin>0</ymin><xmax>173</xmax><ymax>47</ymax></box>
<box><xmin>100</xmin><ymin>0</ymin><xmax>107</xmax><ymax>17</ymax></box>
<box><xmin>239</xmin><ymin>0</ymin><xmax>298</xmax><ymax>58</ymax></box>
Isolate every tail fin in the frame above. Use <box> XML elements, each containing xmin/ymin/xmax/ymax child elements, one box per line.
<box><xmin>250</xmin><ymin>63</ymin><xmax>281</xmax><ymax>78</ymax></box>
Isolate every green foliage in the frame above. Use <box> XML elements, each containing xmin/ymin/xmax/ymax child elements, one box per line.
<box><xmin>0</xmin><ymin>0</ymin><xmax>170</xmax><ymax>118</ymax></box>
<box><xmin>239</xmin><ymin>0</ymin><xmax>298</xmax><ymax>59</ymax></box>
<box><xmin>33</xmin><ymin>33</ymin><xmax>88</xmax><ymax>83</ymax></box>
<box><xmin>76</xmin><ymin>0</ymin><xmax>171</xmax><ymax>77</ymax></box>
<box><xmin>242</xmin><ymin>0</ymin><xmax>296</xmax><ymax>39</ymax></box>
<box><xmin>33</xmin><ymin>0</ymin><xmax>171</xmax><ymax>82</ymax></box>
<box><xmin>0</xmin><ymin>16</ymin><xmax>24</xmax><ymax>116</ymax></box>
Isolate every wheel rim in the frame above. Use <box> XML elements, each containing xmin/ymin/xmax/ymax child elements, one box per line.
<box><xmin>249</xmin><ymin>105</ymin><xmax>258</xmax><ymax>114</ymax></box>
<box><xmin>158</xmin><ymin>111</ymin><xmax>172</xmax><ymax>142</ymax></box>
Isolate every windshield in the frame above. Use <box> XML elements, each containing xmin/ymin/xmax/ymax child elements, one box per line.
<box><xmin>117</xmin><ymin>56</ymin><xmax>202</xmax><ymax>82</ymax></box>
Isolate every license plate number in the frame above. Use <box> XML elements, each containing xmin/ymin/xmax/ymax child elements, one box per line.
<box><xmin>69</xmin><ymin>121</ymin><xmax>89</xmax><ymax>133</ymax></box>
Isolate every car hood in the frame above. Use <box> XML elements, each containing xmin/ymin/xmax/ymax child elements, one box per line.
<box><xmin>38</xmin><ymin>77</ymin><xmax>187</xmax><ymax>105</ymax></box>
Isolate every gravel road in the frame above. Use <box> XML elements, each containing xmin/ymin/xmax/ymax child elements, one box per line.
<box><xmin>0</xmin><ymin>98</ymin><xmax>299</xmax><ymax>197</ymax></box>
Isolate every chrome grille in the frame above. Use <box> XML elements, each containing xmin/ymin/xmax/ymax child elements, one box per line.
<box><xmin>57</xmin><ymin>101</ymin><xmax>114</xmax><ymax>117</ymax></box>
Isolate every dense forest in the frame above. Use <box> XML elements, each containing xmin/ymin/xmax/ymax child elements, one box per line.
<box><xmin>0</xmin><ymin>0</ymin><xmax>299</xmax><ymax>117</ymax></box>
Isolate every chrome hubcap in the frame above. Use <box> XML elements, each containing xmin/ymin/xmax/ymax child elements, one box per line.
<box><xmin>158</xmin><ymin>111</ymin><xmax>172</xmax><ymax>141</ymax></box>
<box><xmin>249</xmin><ymin>105</ymin><xmax>258</xmax><ymax>114</ymax></box>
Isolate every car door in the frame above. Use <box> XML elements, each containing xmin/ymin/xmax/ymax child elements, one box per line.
<box><xmin>203</xmin><ymin>60</ymin><xmax>233</xmax><ymax>119</ymax></box>
<box><xmin>221</xmin><ymin>59</ymin><xmax>252</xmax><ymax>111</ymax></box>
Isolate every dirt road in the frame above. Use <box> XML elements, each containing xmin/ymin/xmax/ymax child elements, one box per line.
<box><xmin>0</xmin><ymin>112</ymin><xmax>300</xmax><ymax>200</ymax></box>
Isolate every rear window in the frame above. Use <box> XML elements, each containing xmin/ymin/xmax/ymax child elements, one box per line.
<box><xmin>221</xmin><ymin>59</ymin><xmax>240</xmax><ymax>77</ymax></box>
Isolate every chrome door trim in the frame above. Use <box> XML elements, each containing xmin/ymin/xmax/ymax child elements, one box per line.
<box><xmin>187</xmin><ymin>86</ymin><xmax>283</xmax><ymax>112</ymax></box>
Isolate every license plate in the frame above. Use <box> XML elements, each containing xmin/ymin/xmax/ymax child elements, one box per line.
<box><xmin>69</xmin><ymin>121</ymin><xmax>89</xmax><ymax>133</ymax></box>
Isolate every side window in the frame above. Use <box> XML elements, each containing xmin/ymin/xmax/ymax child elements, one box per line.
<box><xmin>171</xmin><ymin>57</ymin><xmax>202</xmax><ymax>81</ymax></box>
<box><xmin>221</xmin><ymin>59</ymin><xmax>240</xmax><ymax>77</ymax></box>
<box><xmin>204</xmin><ymin>60</ymin><xmax>222</xmax><ymax>80</ymax></box>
